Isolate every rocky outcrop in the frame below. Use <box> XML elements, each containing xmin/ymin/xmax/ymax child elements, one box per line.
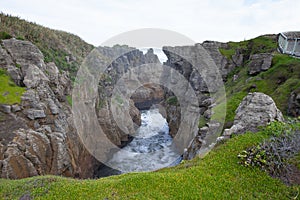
<box><xmin>288</xmin><ymin>88</ymin><xmax>300</xmax><ymax>117</ymax></box>
<box><xmin>1</xmin><ymin>39</ymin><xmax>47</xmax><ymax>86</ymax></box>
<box><xmin>0</xmin><ymin>128</ymin><xmax>71</xmax><ymax>179</ymax></box>
<box><xmin>223</xmin><ymin>92</ymin><xmax>284</xmax><ymax>136</ymax></box>
<box><xmin>97</xmin><ymin>45</ymin><xmax>163</xmax><ymax>146</ymax></box>
<box><xmin>144</xmin><ymin>48</ymin><xmax>160</xmax><ymax>63</ymax></box>
<box><xmin>0</xmin><ymin>38</ymin><xmax>95</xmax><ymax>179</ymax></box>
<box><xmin>183</xmin><ymin>122</ymin><xmax>221</xmax><ymax>160</ymax></box>
<box><xmin>201</xmin><ymin>41</ymin><xmax>243</xmax><ymax>80</ymax></box>
<box><xmin>162</xmin><ymin>44</ymin><xmax>225</xmax><ymax>159</ymax></box>
<box><xmin>248</xmin><ymin>53</ymin><xmax>273</xmax><ymax>75</ymax></box>
<box><xmin>95</xmin><ymin>46</ymin><xmax>157</xmax><ymax>147</ymax></box>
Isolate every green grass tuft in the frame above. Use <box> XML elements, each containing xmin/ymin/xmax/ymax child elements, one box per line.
<box><xmin>0</xmin><ymin>31</ymin><xmax>12</xmax><ymax>40</ymax></box>
<box><xmin>0</xmin><ymin>69</ymin><xmax>26</xmax><ymax>105</ymax></box>
<box><xmin>66</xmin><ymin>95</ymin><xmax>72</xmax><ymax>106</ymax></box>
<box><xmin>219</xmin><ymin>48</ymin><xmax>235</xmax><ymax>60</ymax></box>
<box><xmin>166</xmin><ymin>96</ymin><xmax>178</xmax><ymax>105</ymax></box>
<box><xmin>219</xmin><ymin>35</ymin><xmax>277</xmax><ymax>60</ymax></box>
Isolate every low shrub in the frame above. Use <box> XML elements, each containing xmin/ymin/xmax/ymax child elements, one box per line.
<box><xmin>238</xmin><ymin>121</ymin><xmax>300</xmax><ymax>179</ymax></box>
<box><xmin>0</xmin><ymin>31</ymin><xmax>12</xmax><ymax>40</ymax></box>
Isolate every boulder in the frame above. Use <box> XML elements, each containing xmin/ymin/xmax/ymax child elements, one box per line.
<box><xmin>248</xmin><ymin>53</ymin><xmax>273</xmax><ymax>75</ymax></box>
<box><xmin>223</xmin><ymin>92</ymin><xmax>284</xmax><ymax>136</ymax></box>
<box><xmin>1</xmin><ymin>143</ymin><xmax>38</xmax><ymax>179</ymax></box>
<box><xmin>2</xmin><ymin>39</ymin><xmax>49</xmax><ymax>88</ymax></box>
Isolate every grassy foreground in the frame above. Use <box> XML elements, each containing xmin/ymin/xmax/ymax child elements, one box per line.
<box><xmin>1</xmin><ymin>125</ymin><xmax>299</xmax><ymax>199</ymax></box>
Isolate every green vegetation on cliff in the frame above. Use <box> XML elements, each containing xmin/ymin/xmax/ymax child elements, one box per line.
<box><xmin>1</xmin><ymin>121</ymin><xmax>299</xmax><ymax>199</ymax></box>
<box><xmin>0</xmin><ymin>13</ymin><xmax>94</xmax><ymax>79</ymax></box>
<box><xmin>219</xmin><ymin>35</ymin><xmax>277</xmax><ymax>59</ymax></box>
<box><xmin>0</xmin><ymin>69</ymin><xmax>26</xmax><ymax>104</ymax></box>
<box><xmin>218</xmin><ymin>36</ymin><xmax>300</xmax><ymax>125</ymax></box>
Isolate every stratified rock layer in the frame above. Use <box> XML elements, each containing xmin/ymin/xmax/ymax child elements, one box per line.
<box><xmin>0</xmin><ymin>39</ymin><xmax>95</xmax><ymax>179</ymax></box>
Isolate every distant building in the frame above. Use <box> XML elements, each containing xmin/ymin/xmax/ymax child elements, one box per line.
<box><xmin>278</xmin><ymin>32</ymin><xmax>300</xmax><ymax>57</ymax></box>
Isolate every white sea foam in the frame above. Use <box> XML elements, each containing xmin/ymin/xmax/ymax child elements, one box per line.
<box><xmin>107</xmin><ymin>108</ymin><xmax>181</xmax><ymax>173</ymax></box>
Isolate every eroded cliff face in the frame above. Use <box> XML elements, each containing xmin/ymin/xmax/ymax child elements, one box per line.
<box><xmin>0</xmin><ymin>38</ymin><xmax>167</xmax><ymax>179</ymax></box>
<box><xmin>94</xmin><ymin>47</ymin><xmax>162</xmax><ymax>147</ymax></box>
<box><xmin>0</xmin><ymin>38</ymin><xmax>98</xmax><ymax>179</ymax></box>
<box><xmin>161</xmin><ymin>42</ymin><xmax>236</xmax><ymax>159</ymax></box>
<box><xmin>201</xmin><ymin>41</ymin><xmax>243</xmax><ymax>80</ymax></box>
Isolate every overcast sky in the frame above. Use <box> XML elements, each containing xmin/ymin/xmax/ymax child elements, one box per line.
<box><xmin>1</xmin><ymin>0</ymin><xmax>299</xmax><ymax>46</ymax></box>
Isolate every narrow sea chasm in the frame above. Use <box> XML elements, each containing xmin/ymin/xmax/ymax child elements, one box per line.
<box><xmin>107</xmin><ymin>108</ymin><xmax>182</xmax><ymax>173</ymax></box>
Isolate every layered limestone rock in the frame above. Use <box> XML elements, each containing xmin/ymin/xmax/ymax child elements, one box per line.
<box><xmin>0</xmin><ymin>39</ymin><xmax>96</xmax><ymax>179</ymax></box>
<box><xmin>201</xmin><ymin>41</ymin><xmax>243</xmax><ymax>80</ymax></box>
<box><xmin>95</xmin><ymin>46</ymin><xmax>156</xmax><ymax>147</ymax></box>
<box><xmin>223</xmin><ymin>92</ymin><xmax>284</xmax><ymax>136</ymax></box>
<box><xmin>162</xmin><ymin>44</ymin><xmax>225</xmax><ymax>159</ymax></box>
